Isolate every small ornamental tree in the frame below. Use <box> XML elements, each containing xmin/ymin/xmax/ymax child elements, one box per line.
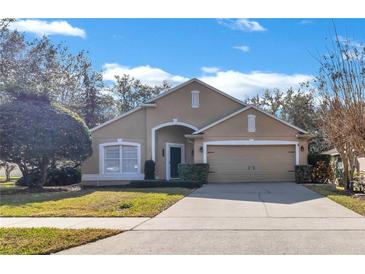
<box><xmin>0</xmin><ymin>160</ymin><xmax>16</xmax><ymax>182</ymax></box>
<box><xmin>0</xmin><ymin>99</ymin><xmax>92</xmax><ymax>189</ymax></box>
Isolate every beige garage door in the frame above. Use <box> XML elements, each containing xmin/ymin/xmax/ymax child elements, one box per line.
<box><xmin>207</xmin><ymin>145</ymin><xmax>295</xmax><ymax>182</ymax></box>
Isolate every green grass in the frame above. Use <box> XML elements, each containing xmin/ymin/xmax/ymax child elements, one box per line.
<box><xmin>0</xmin><ymin>227</ymin><xmax>121</xmax><ymax>255</ymax></box>
<box><xmin>304</xmin><ymin>184</ymin><xmax>365</xmax><ymax>216</ymax></box>
<box><xmin>0</xmin><ymin>180</ymin><xmax>29</xmax><ymax>195</ymax></box>
<box><xmin>0</xmin><ymin>183</ymin><xmax>192</xmax><ymax>217</ymax></box>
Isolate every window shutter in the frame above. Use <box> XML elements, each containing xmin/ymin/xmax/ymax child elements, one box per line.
<box><xmin>248</xmin><ymin>114</ymin><xmax>256</xmax><ymax>132</ymax></box>
<box><xmin>191</xmin><ymin>90</ymin><xmax>200</xmax><ymax>108</ymax></box>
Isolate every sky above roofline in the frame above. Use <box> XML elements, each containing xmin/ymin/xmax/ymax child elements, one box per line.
<box><xmin>9</xmin><ymin>18</ymin><xmax>365</xmax><ymax>100</ymax></box>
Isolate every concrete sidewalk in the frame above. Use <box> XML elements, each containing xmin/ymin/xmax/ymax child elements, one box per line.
<box><xmin>0</xmin><ymin>217</ymin><xmax>149</xmax><ymax>230</ymax></box>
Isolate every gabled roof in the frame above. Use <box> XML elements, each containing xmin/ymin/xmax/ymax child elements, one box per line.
<box><xmin>90</xmin><ymin>106</ymin><xmax>143</xmax><ymax>132</ymax></box>
<box><xmin>321</xmin><ymin>148</ymin><xmax>339</xmax><ymax>156</ymax></box>
<box><xmin>147</xmin><ymin>78</ymin><xmax>245</xmax><ymax>106</ymax></box>
<box><xmin>193</xmin><ymin>105</ymin><xmax>308</xmax><ymax>134</ymax></box>
<box><xmin>91</xmin><ymin>78</ymin><xmax>245</xmax><ymax>132</ymax></box>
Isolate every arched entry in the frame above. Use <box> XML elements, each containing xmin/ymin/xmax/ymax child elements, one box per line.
<box><xmin>151</xmin><ymin>120</ymin><xmax>198</xmax><ymax>179</ymax></box>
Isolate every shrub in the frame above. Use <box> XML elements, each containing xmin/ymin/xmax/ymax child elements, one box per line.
<box><xmin>46</xmin><ymin>166</ymin><xmax>81</xmax><ymax>186</ymax></box>
<box><xmin>178</xmin><ymin>163</ymin><xmax>209</xmax><ymax>182</ymax></box>
<box><xmin>308</xmin><ymin>154</ymin><xmax>331</xmax><ymax>166</ymax></box>
<box><xmin>144</xmin><ymin>160</ymin><xmax>155</xmax><ymax>180</ymax></box>
<box><xmin>16</xmin><ymin>170</ymin><xmax>40</xmax><ymax>186</ymax></box>
<box><xmin>295</xmin><ymin>165</ymin><xmax>313</xmax><ymax>183</ymax></box>
<box><xmin>16</xmin><ymin>166</ymin><xmax>81</xmax><ymax>186</ymax></box>
<box><xmin>311</xmin><ymin>160</ymin><xmax>335</xmax><ymax>183</ymax></box>
<box><xmin>352</xmin><ymin>171</ymin><xmax>365</xmax><ymax>193</ymax></box>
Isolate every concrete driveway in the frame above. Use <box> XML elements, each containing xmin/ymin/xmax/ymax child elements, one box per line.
<box><xmin>58</xmin><ymin>183</ymin><xmax>365</xmax><ymax>254</ymax></box>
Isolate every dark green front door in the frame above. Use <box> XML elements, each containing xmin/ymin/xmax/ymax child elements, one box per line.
<box><xmin>170</xmin><ymin>147</ymin><xmax>182</xmax><ymax>178</ymax></box>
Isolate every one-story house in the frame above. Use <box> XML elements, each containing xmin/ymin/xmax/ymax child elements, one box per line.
<box><xmin>81</xmin><ymin>78</ymin><xmax>310</xmax><ymax>186</ymax></box>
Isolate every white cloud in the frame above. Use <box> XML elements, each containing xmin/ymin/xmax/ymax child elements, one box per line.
<box><xmin>217</xmin><ymin>19</ymin><xmax>266</xmax><ymax>32</ymax></box>
<box><xmin>9</xmin><ymin>20</ymin><xmax>86</xmax><ymax>38</ymax></box>
<box><xmin>102</xmin><ymin>63</ymin><xmax>189</xmax><ymax>86</ymax></box>
<box><xmin>233</xmin><ymin>45</ymin><xmax>250</xmax><ymax>52</ymax></box>
<box><xmin>201</xmin><ymin>66</ymin><xmax>220</xmax><ymax>74</ymax></box>
<box><xmin>102</xmin><ymin>63</ymin><xmax>313</xmax><ymax>100</ymax></box>
<box><xmin>199</xmin><ymin>69</ymin><xmax>313</xmax><ymax>99</ymax></box>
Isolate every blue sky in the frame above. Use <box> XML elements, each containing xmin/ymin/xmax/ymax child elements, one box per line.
<box><xmin>9</xmin><ymin>18</ymin><xmax>365</xmax><ymax>99</ymax></box>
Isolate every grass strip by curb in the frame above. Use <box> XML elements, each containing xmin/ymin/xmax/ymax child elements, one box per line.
<box><xmin>304</xmin><ymin>184</ymin><xmax>365</xmax><ymax>216</ymax></box>
<box><xmin>0</xmin><ymin>227</ymin><xmax>121</xmax><ymax>255</ymax></box>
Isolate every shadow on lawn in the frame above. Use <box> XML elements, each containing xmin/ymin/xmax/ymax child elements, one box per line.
<box><xmin>0</xmin><ymin>185</ymin><xmax>193</xmax><ymax>206</ymax></box>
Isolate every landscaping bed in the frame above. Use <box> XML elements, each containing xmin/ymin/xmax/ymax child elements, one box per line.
<box><xmin>304</xmin><ymin>184</ymin><xmax>365</xmax><ymax>216</ymax></box>
<box><xmin>0</xmin><ymin>227</ymin><xmax>120</xmax><ymax>255</ymax></box>
<box><xmin>0</xmin><ymin>181</ymin><xmax>193</xmax><ymax>217</ymax></box>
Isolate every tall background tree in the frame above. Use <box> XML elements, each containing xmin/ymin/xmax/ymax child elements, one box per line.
<box><xmin>317</xmin><ymin>31</ymin><xmax>365</xmax><ymax>188</ymax></box>
<box><xmin>111</xmin><ymin>74</ymin><xmax>170</xmax><ymax>113</ymax></box>
<box><xmin>0</xmin><ymin>19</ymin><xmax>171</xmax><ymax>128</ymax></box>
<box><xmin>245</xmin><ymin>83</ymin><xmax>330</xmax><ymax>154</ymax></box>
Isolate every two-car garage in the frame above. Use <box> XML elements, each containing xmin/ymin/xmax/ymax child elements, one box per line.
<box><xmin>206</xmin><ymin>144</ymin><xmax>297</xmax><ymax>182</ymax></box>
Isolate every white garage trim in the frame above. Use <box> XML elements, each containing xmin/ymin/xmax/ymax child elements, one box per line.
<box><xmin>203</xmin><ymin>140</ymin><xmax>299</xmax><ymax>165</ymax></box>
<box><xmin>151</xmin><ymin>120</ymin><xmax>198</xmax><ymax>161</ymax></box>
<box><xmin>194</xmin><ymin>105</ymin><xmax>308</xmax><ymax>134</ymax></box>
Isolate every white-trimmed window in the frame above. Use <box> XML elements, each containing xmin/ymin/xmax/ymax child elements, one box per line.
<box><xmin>191</xmin><ymin>90</ymin><xmax>200</xmax><ymax>108</ymax></box>
<box><xmin>247</xmin><ymin>114</ymin><xmax>256</xmax><ymax>132</ymax></box>
<box><xmin>104</xmin><ymin>145</ymin><xmax>121</xmax><ymax>173</ymax></box>
<box><xmin>101</xmin><ymin>142</ymin><xmax>140</xmax><ymax>175</ymax></box>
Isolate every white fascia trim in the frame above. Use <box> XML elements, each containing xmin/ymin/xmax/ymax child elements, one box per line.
<box><xmin>140</xmin><ymin>103</ymin><xmax>157</xmax><ymax>107</ymax></box>
<box><xmin>147</xmin><ymin>78</ymin><xmax>245</xmax><ymax>106</ymax></box>
<box><xmin>99</xmin><ymin>140</ymin><xmax>141</xmax><ymax>176</ymax></box>
<box><xmin>151</xmin><ymin>121</ymin><xmax>198</xmax><ymax>161</ymax></box>
<box><xmin>249</xmin><ymin>105</ymin><xmax>308</xmax><ymax>134</ymax></box>
<box><xmin>194</xmin><ymin>105</ymin><xmax>308</xmax><ymax>134</ymax></box>
<box><xmin>202</xmin><ymin>140</ymin><xmax>300</xmax><ymax>165</ymax></box>
<box><xmin>90</xmin><ymin>107</ymin><xmax>142</xmax><ymax>132</ymax></box>
<box><xmin>194</xmin><ymin>106</ymin><xmax>251</xmax><ymax>134</ymax></box>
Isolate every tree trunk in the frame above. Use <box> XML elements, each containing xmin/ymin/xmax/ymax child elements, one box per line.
<box><xmin>39</xmin><ymin>156</ymin><xmax>49</xmax><ymax>187</ymax></box>
<box><xmin>343</xmin><ymin>157</ymin><xmax>351</xmax><ymax>190</ymax></box>
<box><xmin>338</xmin><ymin>150</ymin><xmax>351</xmax><ymax>190</ymax></box>
<box><xmin>17</xmin><ymin>161</ymin><xmax>28</xmax><ymax>179</ymax></box>
<box><xmin>28</xmin><ymin>157</ymin><xmax>49</xmax><ymax>191</ymax></box>
<box><xmin>5</xmin><ymin>169</ymin><xmax>10</xmax><ymax>182</ymax></box>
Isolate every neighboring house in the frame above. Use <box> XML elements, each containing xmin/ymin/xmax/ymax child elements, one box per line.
<box><xmin>321</xmin><ymin>148</ymin><xmax>365</xmax><ymax>175</ymax></box>
<box><xmin>82</xmin><ymin>78</ymin><xmax>310</xmax><ymax>185</ymax></box>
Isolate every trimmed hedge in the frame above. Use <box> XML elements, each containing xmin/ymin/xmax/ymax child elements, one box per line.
<box><xmin>295</xmin><ymin>165</ymin><xmax>313</xmax><ymax>183</ymax></box>
<box><xmin>144</xmin><ymin>160</ymin><xmax>155</xmax><ymax>180</ymax></box>
<box><xmin>178</xmin><ymin>163</ymin><xmax>209</xmax><ymax>182</ymax></box>
<box><xmin>308</xmin><ymin>154</ymin><xmax>331</xmax><ymax>166</ymax></box>
<box><xmin>129</xmin><ymin>180</ymin><xmax>202</xmax><ymax>188</ymax></box>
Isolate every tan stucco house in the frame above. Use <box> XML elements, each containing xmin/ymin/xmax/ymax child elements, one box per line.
<box><xmin>82</xmin><ymin>78</ymin><xmax>310</xmax><ymax>185</ymax></box>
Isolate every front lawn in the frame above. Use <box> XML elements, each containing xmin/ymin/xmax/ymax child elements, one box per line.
<box><xmin>0</xmin><ymin>227</ymin><xmax>120</xmax><ymax>255</ymax></box>
<box><xmin>304</xmin><ymin>184</ymin><xmax>365</xmax><ymax>216</ymax></box>
<box><xmin>0</xmin><ymin>183</ymin><xmax>192</xmax><ymax>217</ymax></box>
